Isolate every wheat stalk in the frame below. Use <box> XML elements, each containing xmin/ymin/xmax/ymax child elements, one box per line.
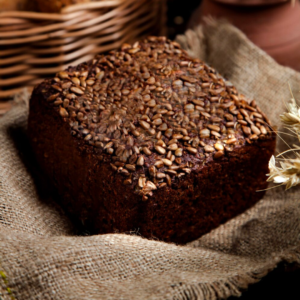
<box><xmin>267</xmin><ymin>89</ymin><xmax>300</xmax><ymax>190</ymax></box>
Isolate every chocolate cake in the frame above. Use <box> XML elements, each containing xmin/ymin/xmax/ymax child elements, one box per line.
<box><xmin>28</xmin><ymin>37</ymin><xmax>276</xmax><ymax>244</ymax></box>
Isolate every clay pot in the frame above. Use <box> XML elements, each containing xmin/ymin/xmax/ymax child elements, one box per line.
<box><xmin>189</xmin><ymin>0</ymin><xmax>300</xmax><ymax>71</ymax></box>
<box><xmin>213</xmin><ymin>0</ymin><xmax>288</xmax><ymax>5</ymax></box>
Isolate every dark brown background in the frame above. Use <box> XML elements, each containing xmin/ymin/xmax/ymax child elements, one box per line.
<box><xmin>167</xmin><ymin>0</ymin><xmax>201</xmax><ymax>38</ymax></box>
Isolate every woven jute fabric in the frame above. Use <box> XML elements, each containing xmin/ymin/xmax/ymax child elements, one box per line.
<box><xmin>1</xmin><ymin>21</ymin><xmax>300</xmax><ymax>300</ymax></box>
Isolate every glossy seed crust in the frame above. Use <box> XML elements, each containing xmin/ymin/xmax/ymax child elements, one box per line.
<box><xmin>41</xmin><ymin>37</ymin><xmax>274</xmax><ymax>197</ymax></box>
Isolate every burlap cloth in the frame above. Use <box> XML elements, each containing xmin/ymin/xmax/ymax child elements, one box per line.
<box><xmin>1</xmin><ymin>21</ymin><xmax>300</xmax><ymax>300</ymax></box>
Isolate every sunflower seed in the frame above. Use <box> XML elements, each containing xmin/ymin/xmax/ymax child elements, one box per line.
<box><xmin>162</xmin><ymin>158</ymin><xmax>172</xmax><ymax>166</ymax></box>
<box><xmin>106</xmin><ymin>148</ymin><xmax>114</xmax><ymax>154</ymax></box>
<box><xmin>238</xmin><ymin>120</ymin><xmax>248</xmax><ymax>126</ymax></box>
<box><xmin>214</xmin><ymin>151</ymin><xmax>224</xmax><ymax>159</ymax></box>
<box><xmin>155</xmin><ymin>145</ymin><xmax>166</xmax><ymax>155</ymax></box>
<box><xmin>156</xmin><ymin>172</ymin><xmax>166</xmax><ymax>179</ymax></box>
<box><xmin>168</xmin><ymin>143</ymin><xmax>178</xmax><ymax>151</ymax></box>
<box><xmin>149</xmin><ymin>166</ymin><xmax>157</xmax><ymax>177</ymax></box>
<box><xmin>58</xmin><ymin>71</ymin><xmax>69</xmax><ymax>79</ymax></box>
<box><xmin>139</xmin><ymin>120</ymin><xmax>150</xmax><ymax>129</ymax></box>
<box><xmin>214</xmin><ymin>143</ymin><xmax>224</xmax><ymax>151</ymax></box>
<box><xmin>260</xmin><ymin>125</ymin><xmax>267</xmax><ymax>135</ymax></box>
<box><xmin>200</xmin><ymin>129</ymin><xmax>210</xmax><ymax>138</ymax></box>
<box><xmin>207</xmin><ymin>125</ymin><xmax>220</xmax><ymax>132</ymax></box>
<box><xmin>145</xmin><ymin>180</ymin><xmax>157</xmax><ymax>190</ymax></box>
<box><xmin>166</xmin><ymin>174</ymin><xmax>172</xmax><ymax>186</ymax></box>
<box><xmin>138</xmin><ymin>177</ymin><xmax>146</xmax><ymax>188</ymax></box>
<box><xmin>226</xmin><ymin>138</ymin><xmax>237</xmax><ymax>144</ymax></box>
<box><xmin>152</xmin><ymin>118</ymin><xmax>162</xmax><ymax>126</ymax></box>
<box><xmin>147</xmin><ymin>77</ymin><xmax>156</xmax><ymax>84</ymax></box>
<box><xmin>251</xmin><ymin>125</ymin><xmax>261</xmax><ymax>135</ymax></box>
<box><xmin>158</xmin><ymin>123</ymin><xmax>168</xmax><ymax>131</ymax></box>
<box><xmin>158</xmin><ymin>182</ymin><xmax>167</xmax><ymax>188</ymax></box>
<box><xmin>182</xmin><ymin>168</ymin><xmax>191</xmax><ymax>174</ymax></box>
<box><xmin>172</xmin><ymin>133</ymin><xmax>183</xmax><ymax>139</ymax></box>
<box><xmin>166</xmin><ymin>169</ymin><xmax>177</xmax><ymax>176</ymax></box>
<box><xmin>59</xmin><ymin>107</ymin><xmax>69</xmax><ymax>117</ymax></box>
<box><xmin>86</xmin><ymin>79</ymin><xmax>95</xmax><ymax>86</ymax></box>
<box><xmin>172</xmin><ymin>79</ymin><xmax>183</xmax><ymax>87</ymax></box>
<box><xmin>154</xmin><ymin>160</ymin><xmax>164</xmax><ymax>168</ymax></box>
<box><xmin>250</xmin><ymin>134</ymin><xmax>258</xmax><ymax>140</ymax></box>
<box><xmin>47</xmin><ymin>93</ymin><xmax>60</xmax><ymax>102</ymax></box>
<box><xmin>137</xmin><ymin>156</ymin><xmax>144</xmax><ymax>166</ymax></box>
<box><xmin>184</xmin><ymin>104</ymin><xmax>195</xmax><ymax>112</ymax></box>
<box><xmin>147</xmin><ymin>100</ymin><xmax>156</xmax><ymax>107</ymax></box>
<box><xmin>204</xmin><ymin>145</ymin><xmax>214</xmax><ymax>153</ymax></box>
<box><xmin>125</xmin><ymin>164</ymin><xmax>136</xmax><ymax>172</ymax></box>
<box><xmin>84</xmin><ymin>134</ymin><xmax>92</xmax><ymax>141</ymax></box>
<box><xmin>142</xmin><ymin>147</ymin><xmax>151</xmax><ymax>156</ymax></box>
<box><xmin>242</xmin><ymin>126</ymin><xmax>251</xmax><ymax>135</ymax></box>
<box><xmin>104</xmin><ymin>141</ymin><xmax>113</xmax><ymax>149</ymax></box>
<box><xmin>110</xmin><ymin>163</ymin><xmax>117</xmax><ymax>171</ymax></box>
<box><xmin>72</xmin><ymin>77</ymin><xmax>80</xmax><ymax>86</ymax></box>
<box><xmin>166</xmin><ymin>151</ymin><xmax>172</xmax><ymax>160</ymax></box>
<box><xmin>71</xmin><ymin>87</ymin><xmax>84</xmax><ymax>95</ymax></box>
<box><xmin>186</xmin><ymin>147</ymin><xmax>197</xmax><ymax>154</ymax></box>
<box><xmin>96</xmin><ymin>71</ymin><xmax>104</xmax><ymax>80</ymax></box>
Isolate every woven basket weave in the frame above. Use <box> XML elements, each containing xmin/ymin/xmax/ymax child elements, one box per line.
<box><xmin>0</xmin><ymin>0</ymin><xmax>166</xmax><ymax>99</ymax></box>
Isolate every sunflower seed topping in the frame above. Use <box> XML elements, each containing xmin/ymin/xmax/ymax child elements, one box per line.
<box><xmin>43</xmin><ymin>37</ymin><xmax>273</xmax><ymax>197</ymax></box>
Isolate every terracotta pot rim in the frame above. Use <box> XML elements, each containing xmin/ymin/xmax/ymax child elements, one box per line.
<box><xmin>210</xmin><ymin>0</ymin><xmax>290</xmax><ymax>7</ymax></box>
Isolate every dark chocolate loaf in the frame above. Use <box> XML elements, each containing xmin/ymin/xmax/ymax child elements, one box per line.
<box><xmin>28</xmin><ymin>37</ymin><xmax>276</xmax><ymax>244</ymax></box>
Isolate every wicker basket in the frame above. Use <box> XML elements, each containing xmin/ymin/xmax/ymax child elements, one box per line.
<box><xmin>0</xmin><ymin>0</ymin><xmax>166</xmax><ymax>99</ymax></box>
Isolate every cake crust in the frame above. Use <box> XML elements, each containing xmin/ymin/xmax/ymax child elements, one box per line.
<box><xmin>28</xmin><ymin>37</ymin><xmax>276</xmax><ymax>243</ymax></box>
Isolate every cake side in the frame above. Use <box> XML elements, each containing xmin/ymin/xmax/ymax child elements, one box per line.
<box><xmin>28</xmin><ymin>90</ymin><xmax>143</xmax><ymax>234</ymax></box>
<box><xmin>139</xmin><ymin>138</ymin><xmax>275</xmax><ymax>243</ymax></box>
<box><xmin>28</xmin><ymin>36</ymin><xmax>276</xmax><ymax>243</ymax></box>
